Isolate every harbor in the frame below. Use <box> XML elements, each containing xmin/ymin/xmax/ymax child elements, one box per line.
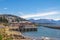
<box><xmin>22</xmin><ymin>26</ymin><xmax>60</xmax><ymax>40</ymax></box>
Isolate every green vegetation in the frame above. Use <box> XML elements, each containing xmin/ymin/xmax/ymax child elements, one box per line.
<box><xmin>0</xmin><ymin>34</ymin><xmax>2</xmax><ymax>40</ymax></box>
<box><xmin>0</xmin><ymin>14</ymin><xmax>28</xmax><ymax>40</ymax></box>
<box><xmin>0</xmin><ymin>34</ymin><xmax>13</xmax><ymax>40</ymax></box>
<box><xmin>0</xmin><ymin>28</ymin><xmax>13</xmax><ymax>40</ymax></box>
<box><xmin>0</xmin><ymin>17</ymin><xmax>8</xmax><ymax>23</ymax></box>
<box><xmin>0</xmin><ymin>17</ymin><xmax>9</xmax><ymax>27</ymax></box>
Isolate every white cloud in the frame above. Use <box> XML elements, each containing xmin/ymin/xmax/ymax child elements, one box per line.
<box><xmin>21</xmin><ymin>11</ymin><xmax>59</xmax><ymax>19</ymax></box>
<box><xmin>4</xmin><ymin>8</ymin><xmax>8</xmax><ymax>10</ymax></box>
<box><xmin>29</xmin><ymin>17</ymin><xmax>60</xmax><ymax>20</ymax></box>
<box><xmin>47</xmin><ymin>18</ymin><xmax>60</xmax><ymax>20</ymax></box>
<box><xmin>18</xmin><ymin>12</ymin><xmax>24</xmax><ymax>15</ymax></box>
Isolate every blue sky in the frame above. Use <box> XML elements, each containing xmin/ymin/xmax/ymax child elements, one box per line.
<box><xmin>0</xmin><ymin>0</ymin><xmax>60</xmax><ymax>20</ymax></box>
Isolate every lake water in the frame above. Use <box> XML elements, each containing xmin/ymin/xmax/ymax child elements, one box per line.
<box><xmin>22</xmin><ymin>26</ymin><xmax>60</xmax><ymax>38</ymax></box>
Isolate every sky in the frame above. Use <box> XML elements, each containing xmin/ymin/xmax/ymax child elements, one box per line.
<box><xmin>0</xmin><ymin>0</ymin><xmax>60</xmax><ymax>20</ymax></box>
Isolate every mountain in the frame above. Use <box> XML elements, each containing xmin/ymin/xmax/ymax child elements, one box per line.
<box><xmin>29</xmin><ymin>19</ymin><xmax>57</xmax><ymax>24</ymax></box>
<box><xmin>29</xmin><ymin>19</ymin><xmax>60</xmax><ymax>27</ymax></box>
<box><xmin>29</xmin><ymin>19</ymin><xmax>60</xmax><ymax>29</ymax></box>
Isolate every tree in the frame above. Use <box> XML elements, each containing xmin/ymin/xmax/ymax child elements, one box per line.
<box><xmin>0</xmin><ymin>17</ymin><xmax>8</xmax><ymax>23</ymax></box>
<box><xmin>16</xmin><ymin>18</ymin><xmax>19</xmax><ymax>22</ymax></box>
<box><xmin>0</xmin><ymin>17</ymin><xmax>2</xmax><ymax>22</ymax></box>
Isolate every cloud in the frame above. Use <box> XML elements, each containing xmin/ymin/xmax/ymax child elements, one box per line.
<box><xmin>45</xmin><ymin>18</ymin><xmax>60</xmax><ymax>20</ymax></box>
<box><xmin>21</xmin><ymin>11</ymin><xmax>59</xmax><ymax>19</ymax></box>
<box><xmin>4</xmin><ymin>8</ymin><xmax>8</xmax><ymax>10</ymax></box>
<box><xmin>17</xmin><ymin>12</ymin><xmax>24</xmax><ymax>15</ymax></box>
<box><xmin>54</xmin><ymin>18</ymin><xmax>60</xmax><ymax>20</ymax></box>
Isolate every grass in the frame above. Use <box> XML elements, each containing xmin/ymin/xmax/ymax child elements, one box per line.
<box><xmin>0</xmin><ymin>27</ymin><xmax>13</xmax><ymax>40</ymax></box>
<box><xmin>0</xmin><ymin>34</ymin><xmax>2</xmax><ymax>40</ymax></box>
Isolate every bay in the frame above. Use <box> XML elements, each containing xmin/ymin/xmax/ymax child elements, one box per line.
<box><xmin>22</xmin><ymin>26</ymin><xmax>60</xmax><ymax>38</ymax></box>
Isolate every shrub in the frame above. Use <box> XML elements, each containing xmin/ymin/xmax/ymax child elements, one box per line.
<box><xmin>0</xmin><ymin>34</ymin><xmax>2</xmax><ymax>40</ymax></box>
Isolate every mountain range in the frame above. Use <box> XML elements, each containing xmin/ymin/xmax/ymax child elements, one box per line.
<box><xmin>29</xmin><ymin>19</ymin><xmax>60</xmax><ymax>27</ymax></box>
<box><xmin>29</xmin><ymin>19</ymin><xmax>60</xmax><ymax>24</ymax></box>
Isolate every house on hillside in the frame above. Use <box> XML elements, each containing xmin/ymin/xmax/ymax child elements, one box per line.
<box><xmin>10</xmin><ymin>21</ymin><xmax>35</xmax><ymax>27</ymax></box>
<box><xmin>10</xmin><ymin>21</ymin><xmax>37</xmax><ymax>32</ymax></box>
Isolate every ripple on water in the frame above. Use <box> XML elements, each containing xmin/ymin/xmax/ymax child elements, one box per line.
<box><xmin>22</xmin><ymin>26</ymin><xmax>60</xmax><ymax>38</ymax></box>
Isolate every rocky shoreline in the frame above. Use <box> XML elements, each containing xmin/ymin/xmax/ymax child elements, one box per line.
<box><xmin>0</xmin><ymin>25</ymin><xmax>32</xmax><ymax>40</ymax></box>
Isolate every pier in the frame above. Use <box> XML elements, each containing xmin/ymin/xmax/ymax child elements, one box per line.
<box><xmin>19</xmin><ymin>25</ymin><xmax>37</xmax><ymax>32</ymax></box>
<box><xmin>10</xmin><ymin>21</ymin><xmax>37</xmax><ymax>32</ymax></box>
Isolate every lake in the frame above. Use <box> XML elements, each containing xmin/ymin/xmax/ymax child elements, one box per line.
<box><xmin>22</xmin><ymin>26</ymin><xmax>60</xmax><ymax>38</ymax></box>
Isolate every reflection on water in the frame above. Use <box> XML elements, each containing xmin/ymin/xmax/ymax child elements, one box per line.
<box><xmin>22</xmin><ymin>26</ymin><xmax>60</xmax><ymax>38</ymax></box>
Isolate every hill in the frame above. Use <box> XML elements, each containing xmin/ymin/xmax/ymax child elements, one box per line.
<box><xmin>0</xmin><ymin>14</ymin><xmax>27</xmax><ymax>23</ymax></box>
